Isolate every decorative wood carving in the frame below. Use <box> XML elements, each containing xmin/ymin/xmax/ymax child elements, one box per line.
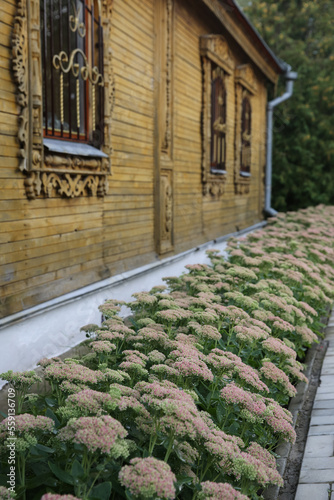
<box><xmin>161</xmin><ymin>0</ymin><xmax>173</xmax><ymax>154</ymax></box>
<box><xmin>12</xmin><ymin>0</ymin><xmax>29</xmax><ymax>173</ymax></box>
<box><xmin>201</xmin><ymin>35</ymin><xmax>234</xmax><ymax>198</ymax></box>
<box><xmin>154</xmin><ymin>0</ymin><xmax>174</xmax><ymax>255</ymax></box>
<box><xmin>234</xmin><ymin>68</ymin><xmax>255</xmax><ymax>195</ymax></box>
<box><xmin>160</xmin><ymin>170</ymin><xmax>174</xmax><ymax>253</ymax></box>
<box><xmin>12</xmin><ymin>0</ymin><xmax>114</xmax><ymax>199</ymax></box>
<box><xmin>235</xmin><ymin>64</ymin><xmax>257</xmax><ymax>95</ymax></box>
<box><xmin>200</xmin><ymin>35</ymin><xmax>234</xmax><ymax>75</ymax></box>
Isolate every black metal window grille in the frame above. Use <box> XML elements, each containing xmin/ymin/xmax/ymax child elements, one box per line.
<box><xmin>210</xmin><ymin>65</ymin><xmax>227</xmax><ymax>173</ymax></box>
<box><xmin>40</xmin><ymin>0</ymin><xmax>104</xmax><ymax>146</ymax></box>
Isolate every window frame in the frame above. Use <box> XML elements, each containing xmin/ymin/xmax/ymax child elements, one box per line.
<box><xmin>200</xmin><ymin>35</ymin><xmax>234</xmax><ymax>197</ymax></box>
<box><xmin>234</xmin><ymin>64</ymin><xmax>257</xmax><ymax>195</ymax></box>
<box><xmin>12</xmin><ymin>0</ymin><xmax>114</xmax><ymax>199</ymax></box>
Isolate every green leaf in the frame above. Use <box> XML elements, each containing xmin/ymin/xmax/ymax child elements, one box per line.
<box><xmin>26</xmin><ymin>472</ymin><xmax>58</xmax><ymax>489</ymax></box>
<box><xmin>216</xmin><ymin>402</ymin><xmax>225</xmax><ymax>425</ymax></box>
<box><xmin>35</xmin><ymin>443</ymin><xmax>55</xmax><ymax>454</ymax></box>
<box><xmin>71</xmin><ymin>459</ymin><xmax>85</xmax><ymax>479</ymax></box>
<box><xmin>89</xmin><ymin>481</ymin><xmax>112</xmax><ymax>500</ymax></box>
<box><xmin>45</xmin><ymin>408</ymin><xmax>60</xmax><ymax>428</ymax></box>
<box><xmin>45</xmin><ymin>397</ymin><xmax>57</xmax><ymax>407</ymax></box>
<box><xmin>175</xmin><ymin>474</ymin><xmax>194</xmax><ymax>487</ymax></box>
<box><xmin>48</xmin><ymin>461</ymin><xmax>74</xmax><ymax>485</ymax></box>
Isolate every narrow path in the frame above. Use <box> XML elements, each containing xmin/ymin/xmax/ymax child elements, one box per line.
<box><xmin>295</xmin><ymin>311</ymin><xmax>334</xmax><ymax>500</ymax></box>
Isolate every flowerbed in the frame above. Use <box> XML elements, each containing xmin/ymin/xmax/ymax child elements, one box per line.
<box><xmin>1</xmin><ymin>205</ymin><xmax>334</xmax><ymax>500</ymax></box>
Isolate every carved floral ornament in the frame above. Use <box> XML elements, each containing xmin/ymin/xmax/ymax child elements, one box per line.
<box><xmin>12</xmin><ymin>0</ymin><xmax>114</xmax><ymax>199</ymax></box>
<box><xmin>200</xmin><ymin>35</ymin><xmax>234</xmax><ymax>197</ymax></box>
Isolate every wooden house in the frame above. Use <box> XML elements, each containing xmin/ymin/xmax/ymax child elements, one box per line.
<box><xmin>0</xmin><ymin>0</ymin><xmax>285</xmax><ymax>324</ymax></box>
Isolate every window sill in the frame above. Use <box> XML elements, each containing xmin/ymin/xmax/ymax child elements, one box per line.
<box><xmin>210</xmin><ymin>169</ymin><xmax>227</xmax><ymax>175</ymax></box>
<box><xmin>239</xmin><ymin>171</ymin><xmax>251</xmax><ymax>178</ymax></box>
<box><xmin>43</xmin><ymin>138</ymin><xmax>108</xmax><ymax>158</ymax></box>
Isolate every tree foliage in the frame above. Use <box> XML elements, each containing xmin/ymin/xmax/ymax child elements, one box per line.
<box><xmin>240</xmin><ymin>0</ymin><xmax>334</xmax><ymax>211</ymax></box>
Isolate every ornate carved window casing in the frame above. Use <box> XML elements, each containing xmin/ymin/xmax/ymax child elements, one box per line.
<box><xmin>12</xmin><ymin>0</ymin><xmax>114</xmax><ymax>199</ymax></box>
<box><xmin>234</xmin><ymin>64</ymin><xmax>257</xmax><ymax>195</ymax></box>
<box><xmin>200</xmin><ymin>35</ymin><xmax>234</xmax><ymax>197</ymax></box>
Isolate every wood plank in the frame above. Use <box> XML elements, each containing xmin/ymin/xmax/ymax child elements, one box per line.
<box><xmin>114</xmin><ymin>0</ymin><xmax>153</xmax><ymax>34</ymax></box>
<box><xmin>112</xmin><ymin>135</ymin><xmax>153</xmax><ymax>157</ymax></box>
<box><xmin>113</xmin><ymin>54</ymin><xmax>153</xmax><ymax>89</ymax></box>
<box><xmin>0</xmin><ymin>225</ymin><xmax>103</xmax><ymax>258</ymax></box>
<box><xmin>112</xmin><ymin>10</ymin><xmax>154</xmax><ymax>53</ymax></box>
<box><xmin>112</xmin><ymin>108</ymin><xmax>154</xmax><ymax>132</ymax></box>
<box><xmin>0</xmin><ymin>212</ymin><xmax>103</xmax><ymax>236</ymax></box>
<box><xmin>0</xmin><ymin>270</ymin><xmax>106</xmax><ymax>318</ymax></box>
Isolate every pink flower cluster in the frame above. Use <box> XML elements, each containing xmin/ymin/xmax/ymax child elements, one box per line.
<box><xmin>40</xmin><ymin>495</ymin><xmax>80</xmax><ymax>500</ymax></box>
<box><xmin>262</xmin><ymin>337</ymin><xmax>296</xmax><ymax>359</ymax></box>
<box><xmin>135</xmin><ymin>380</ymin><xmax>209</xmax><ymax>440</ymax></box>
<box><xmin>0</xmin><ymin>370</ymin><xmax>42</xmax><ymax>388</ymax></box>
<box><xmin>207</xmin><ymin>349</ymin><xmax>268</xmax><ymax>392</ymax></box>
<box><xmin>58</xmin><ymin>415</ymin><xmax>128</xmax><ymax>456</ymax></box>
<box><xmin>199</xmin><ymin>481</ymin><xmax>249</xmax><ymax>500</ymax></box>
<box><xmin>247</xmin><ymin>441</ymin><xmax>276</xmax><ymax>470</ymax></box>
<box><xmin>260</xmin><ymin>361</ymin><xmax>297</xmax><ymax>397</ymax></box>
<box><xmin>204</xmin><ymin>428</ymin><xmax>243</xmax><ymax>469</ymax></box>
<box><xmin>168</xmin><ymin>341</ymin><xmax>214</xmax><ymax>382</ymax></box>
<box><xmin>188</xmin><ymin>321</ymin><xmax>221</xmax><ymax>341</ymax></box>
<box><xmin>220</xmin><ymin>383</ymin><xmax>296</xmax><ymax>442</ymax></box>
<box><xmin>45</xmin><ymin>361</ymin><xmax>105</xmax><ymax>385</ymax></box>
<box><xmin>65</xmin><ymin>388</ymin><xmax>118</xmax><ymax>415</ymax></box>
<box><xmin>234</xmin><ymin>452</ymin><xmax>283</xmax><ymax>487</ymax></box>
<box><xmin>0</xmin><ymin>414</ymin><xmax>54</xmax><ymax>436</ymax></box>
<box><xmin>90</xmin><ymin>340</ymin><xmax>116</xmax><ymax>353</ymax></box>
<box><xmin>119</xmin><ymin>457</ymin><xmax>176</xmax><ymax>500</ymax></box>
<box><xmin>0</xmin><ymin>486</ymin><xmax>16</xmax><ymax>500</ymax></box>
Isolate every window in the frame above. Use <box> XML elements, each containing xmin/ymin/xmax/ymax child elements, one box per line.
<box><xmin>240</xmin><ymin>94</ymin><xmax>251</xmax><ymax>174</ymax></box>
<box><xmin>234</xmin><ymin>64</ymin><xmax>257</xmax><ymax>194</ymax></box>
<box><xmin>12</xmin><ymin>0</ymin><xmax>113</xmax><ymax>199</ymax></box>
<box><xmin>200</xmin><ymin>35</ymin><xmax>234</xmax><ymax>197</ymax></box>
<box><xmin>41</xmin><ymin>0</ymin><xmax>104</xmax><ymax>147</ymax></box>
<box><xmin>210</xmin><ymin>65</ymin><xmax>227</xmax><ymax>174</ymax></box>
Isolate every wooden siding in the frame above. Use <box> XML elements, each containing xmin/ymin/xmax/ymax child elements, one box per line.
<box><xmin>0</xmin><ymin>0</ymin><xmax>275</xmax><ymax>319</ymax></box>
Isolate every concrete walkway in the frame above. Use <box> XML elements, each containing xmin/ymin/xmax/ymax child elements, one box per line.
<box><xmin>295</xmin><ymin>310</ymin><xmax>334</xmax><ymax>500</ymax></box>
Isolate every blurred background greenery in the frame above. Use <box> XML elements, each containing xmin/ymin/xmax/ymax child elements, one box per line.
<box><xmin>238</xmin><ymin>0</ymin><xmax>334</xmax><ymax>211</ymax></box>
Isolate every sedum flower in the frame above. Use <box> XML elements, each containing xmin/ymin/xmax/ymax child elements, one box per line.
<box><xmin>233</xmin><ymin>452</ymin><xmax>283</xmax><ymax>487</ymax></box>
<box><xmin>62</xmin><ymin>388</ymin><xmax>119</xmax><ymax>416</ymax></box>
<box><xmin>0</xmin><ymin>487</ymin><xmax>16</xmax><ymax>500</ymax></box>
<box><xmin>89</xmin><ymin>340</ymin><xmax>116</xmax><ymax>354</ymax></box>
<box><xmin>204</xmin><ymin>428</ymin><xmax>243</xmax><ymax>469</ymax></box>
<box><xmin>167</xmin><ymin>341</ymin><xmax>213</xmax><ymax>383</ymax></box>
<box><xmin>0</xmin><ymin>370</ymin><xmax>42</xmax><ymax>390</ymax></box>
<box><xmin>0</xmin><ymin>414</ymin><xmax>54</xmax><ymax>436</ymax></box>
<box><xmin>226</xmin><ymin>266</ymin><xmax>258</xmax><ymax>281</ymax></box>
<box><xmin>295</xmin><ymin>324</ymin><xmax>318</xmax><ymax>344</ymax></box>
<box><xmin>135</xmin><ymin>380</ymin><xmax>210</xmax><ymax>440</ymax></box>
<box><xmin>262</xmin><ymin>337</ymin><xmax>296</xmax><ymax>359</ymax></box>
<box><xmin>45</xmin><ymin>361</ymin><xmax>105</xmax><ymax>385</ymax></box>
<box><xmin>188</xmin><ymin>321</ymin><xmax>221</xmax><ymax>341</ymax></box>
<box><xmin>199</xmin><ymin>481</ymin><xmax>249</xmax><ymax>500</ymax></box>
<box><xmin>58</xmin><ymin>415</ymin><xmax>128</xmax><ymax>458</ymax></box>
<box><xmin>147</xmin><ymin>350</ymin><xmax>166</xmax><ymax>364</ymax></box>
<box><xmin>119</xmin><ymin>457</ymin><xmax>176</xmax><ymax>499</ymax></box>
<box><xmin>246</xmin><ymin>441</ymin><xmax>276</xmax><ymax>470</ymax></box>
<box><xmin>260</xmin><ymin>361</ymin><xmax>297</xmax><ymax>397</ymax></box>
<box><xmin>40</xmin><ymin>495</ymin><xmax>80</xmax><ymax>500</ymax></box>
